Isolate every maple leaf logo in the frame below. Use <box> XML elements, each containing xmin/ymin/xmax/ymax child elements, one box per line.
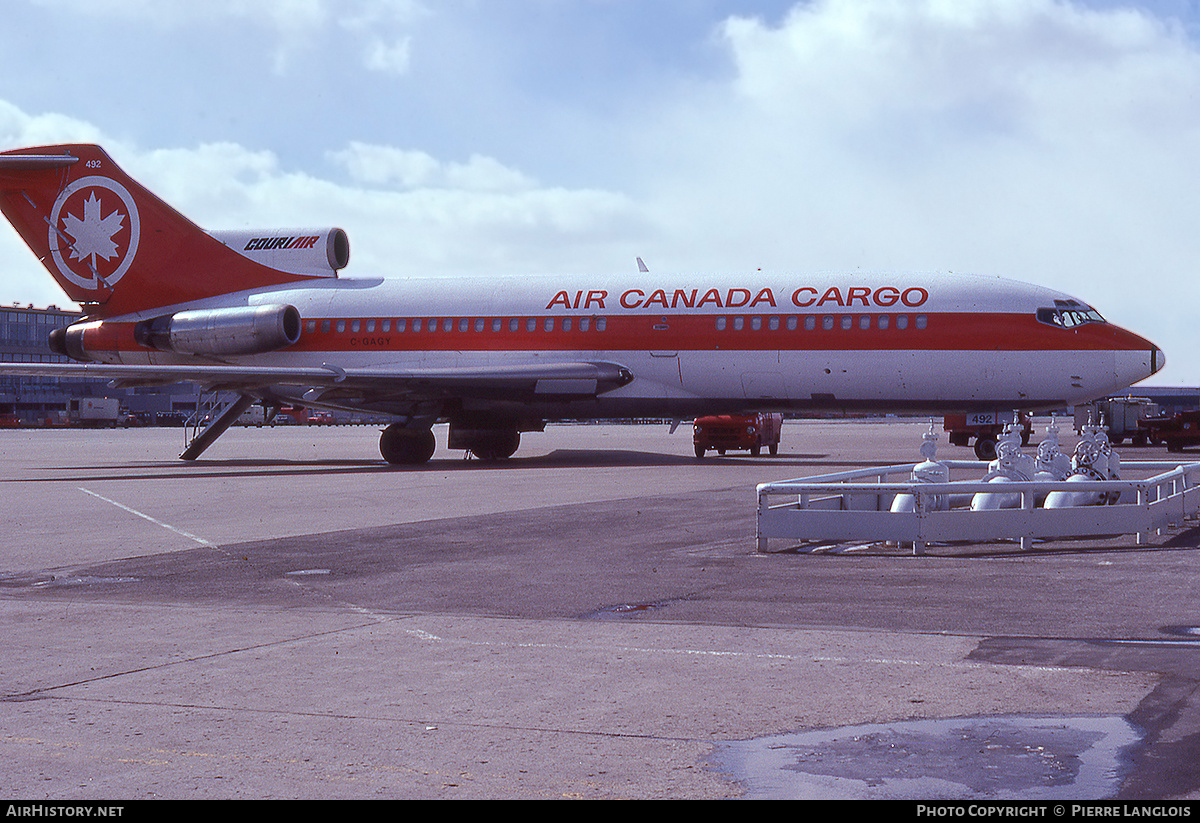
<box><xmin>47</xmin><ymin>175</ymin><xmax>141</xmax><ymax>293</ymax></box>
<box><xmin>60</xmin><ymin>192</ymin><xmax>125</xmax><ymax>267</ymax></box>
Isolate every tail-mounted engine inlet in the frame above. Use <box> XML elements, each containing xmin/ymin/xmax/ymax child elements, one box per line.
<box><xmin>207</xmin><ymin>227</ymin><xmax>349</xmax><ymax>277</ymax></box>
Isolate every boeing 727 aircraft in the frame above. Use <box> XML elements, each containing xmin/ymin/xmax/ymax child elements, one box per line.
<box><xmin>0</xmin><ymin>144</ymin><xmax>1164</xmax><ymax>463</ymax></box>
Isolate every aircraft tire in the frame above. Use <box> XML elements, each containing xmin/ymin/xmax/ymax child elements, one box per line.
<box><xmin>694</xmin><ymin>445</ymin><xmax>705</xmax><ymax>459</ymax></box>
<box><xmin>470</xmin><ymin>430</ymin><xmax>520</xmax><ymax>461</ymax></box>
<box><xmin>380</xmin><ymin>425</ymin><xmax>436</xmax><ymax>465</ymax></box>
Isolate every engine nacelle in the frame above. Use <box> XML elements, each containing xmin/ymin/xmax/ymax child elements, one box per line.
<box><xmin>50</xmin><ymin>320</ymin><xmax>116</xmax><ymax>363</ymax></box>
<box><xmin>135</xmin><ymin>304</ymin><xmax>302</xmax><ymax>356</ymax></box>
<box><xmin>207</xmin><ymin>227</ymin><xmax>349</xmax><ymax>276</ymax></box>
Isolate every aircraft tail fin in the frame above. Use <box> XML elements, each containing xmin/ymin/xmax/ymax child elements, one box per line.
<box><xmin>0</xmin><ymin>144</ymin><xmax>340</xmax><ymax>317</ymax></box>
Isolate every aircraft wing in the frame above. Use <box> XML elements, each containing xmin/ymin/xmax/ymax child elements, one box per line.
<box><xmin>0</xmin><ymin>360</ymin><xmax>634</xmax><ymax>398</ymax></box>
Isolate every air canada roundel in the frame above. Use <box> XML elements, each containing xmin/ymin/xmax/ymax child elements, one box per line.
<box><xmin>47</xmin><ymin>176</ymin><xmax>141</xmax><ymax>292</ymax></box>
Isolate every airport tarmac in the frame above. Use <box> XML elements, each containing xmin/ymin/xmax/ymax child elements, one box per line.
<box><xmin>1</xmin><ymin>419</ymin><xmax>1199</xmax><ymax>799</ymax></box>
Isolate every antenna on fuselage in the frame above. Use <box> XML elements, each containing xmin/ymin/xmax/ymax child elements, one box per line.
<box><xmin>637</xmin><ymin>257</ymin><xmax>649</xmax><ymax>273</ymax></box>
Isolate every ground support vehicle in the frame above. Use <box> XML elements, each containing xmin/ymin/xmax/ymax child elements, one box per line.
<box><xmin>71</xmin><ymin>398</ymin><xmax>122</xmax><ymax>428</ymax></box>
<box><xmin>693</xmin><ymin>413</ymin><xmax>782</xmax><ymax>458</ymax></box>
<box><xmin>1141</xmin><ymin>410</ymin><xmax>1200</xmax><ymax>452</ymax></box>
<box><xmin>1074</xmin><ymin>397</ymin><xmax>1159</xmax><ymax>445</ymax></box>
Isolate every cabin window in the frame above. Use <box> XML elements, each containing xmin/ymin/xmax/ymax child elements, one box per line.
<box><xmin>336</xmin><ymin>320</ymin><xmax>346</xmax><ymax>333</ymax></box>
<box><xmin>382</xmin><ymin>320</ymin><xmax>391</xmax><ymax>332</ymax></box>
<box><xmin>915</xmin><ymin>314</ymin><xmax>928</xmax><ymax>329</ymax></box>
<box><xmin>509</xmin><ymin>318</ymin><xmax>519</xmax><ymax>332</ymax></box>
<box><xmin>305</xmin><ymin>320</ymin><xmax>316</xmax><ymax>334</ymax></box>
<box><xmin>877</xmin><ymin>315</ymin><xmax>889</xmax><ymax>330</ymax></box>
<box><xmin>896</xmin><ymin>315</ymin><xmax>908</xmax><ymax>330</ymax></box>
<box><xmin>443</xmin><ymin>318</ymin><xmax>454</xmax><ymax>332</ymax></box>
<box><xmin>859</xmin><ymin>315</ymin><xmax>870</xmax><ymax>330</ymax></box>
<box><xmin>491</xmin><ymin>318</ymin><xmax>502</xmax><ymax>332</ymax></box>
<box><xmin>596</xmin><ymin>317</ymin><xmax>607</xmax><ymax>331</ymax></box>
<box><xmin>716</xmin><ymin>317</ymin><xmax>727</xmax><ymax>331</ymax></box>
<box><xmin>412</xmin><ymin>319</ymin><xmax>422</xmax><ymax>332</ymax></box>
<box><xmin>474</xmin><ymin>318</ymin><xmax>485</xmax><ymax>332</ymax></box>
<box><xmin>580</xmin><ymin>317</ymin><xmax>591</xmax><ymax>331</ymax></box>
<box><xmin>733</xmin><ymin>317</ymin><xmax>745</xmax><ymax>331</ymax></box>
<box><xmin>351</xmin><ymin>320</ymin><xmax>360</xmax><ymax>333</ymax></box>
<box><xmin>768</xmin><ymin>316</ymin><xmax>780</xmax><ymax>331</ymax></box>
<box><xmin>563</xmin><ymin>317</ymin><xmax>573</xmax><ymax>332</ymax></box>
<box><xmin>786</xmin><ymin>316</ymin><xmax>798</xmax><ymax>331</ymax></box>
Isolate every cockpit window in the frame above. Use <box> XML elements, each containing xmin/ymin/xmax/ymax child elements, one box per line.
<box><xmin>1036</xmin><ymin>299</ymin><xmax>1106</xmax><ymax>329</ymax></box>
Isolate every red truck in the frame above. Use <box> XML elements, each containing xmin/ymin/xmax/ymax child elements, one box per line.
<box><xmin>1140</xmin><ymin>410</ymin><xmax>1200</xmax><ymax>452</ymax></box>
<box><xmin>693</xmin><ymin>413</ymin><xmax>783</xmax><ymax>458</ymax></box>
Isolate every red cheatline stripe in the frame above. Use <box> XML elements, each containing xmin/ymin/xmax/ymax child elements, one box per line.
<box><xmin>83</xmin><ymin>312</ymin><xmax>1150</xmax><ymax>354</ymax></box>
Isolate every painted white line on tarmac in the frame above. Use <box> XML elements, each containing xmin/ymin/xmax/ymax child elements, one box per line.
<box><xmin>78</xmin><ymin>487</ymin><xmax>214</xmax><ymax>547</ymax></box>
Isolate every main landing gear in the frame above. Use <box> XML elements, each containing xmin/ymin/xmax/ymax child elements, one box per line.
<box><xmin>378</xmin><ymin>421</ymin><xmax>524</xmax><ymax>464</ymax></box>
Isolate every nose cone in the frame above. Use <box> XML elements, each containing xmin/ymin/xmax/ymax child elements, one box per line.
<box><xmin>1113</xmin><ymin>337</ymin><xmax>1164</xmax><ymax>389</ymax></box>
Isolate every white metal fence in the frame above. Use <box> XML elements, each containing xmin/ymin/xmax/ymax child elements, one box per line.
<box><xmin>756</xmin><ymin>460</ymin><xmax>1200</xmax><ymax>554</ymax></box>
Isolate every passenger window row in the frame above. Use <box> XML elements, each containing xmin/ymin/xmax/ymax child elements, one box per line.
<box><xmin>715</xmin><ymin>314</ymin><xmax>928</xmax><ymax>331</ymax></box>
<box><xmin>304</xmin><ymin>317</ymin><xmax>610</xmax><ymax>335</ymax></box>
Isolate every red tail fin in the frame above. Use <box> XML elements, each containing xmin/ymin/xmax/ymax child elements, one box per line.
<box><xmin>0</xmin><ymin>144</ymin><xmax>317</xmax><ymax>317</ymax></box>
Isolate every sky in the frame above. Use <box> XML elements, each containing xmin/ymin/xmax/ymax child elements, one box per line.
<box><xmin>0</xmin><ymin>0</ymin><xmax>1198</xmax><ymax>385</ymax></box>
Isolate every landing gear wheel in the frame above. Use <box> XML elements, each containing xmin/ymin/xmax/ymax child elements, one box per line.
<box><xmin>379</xmin><ymin>425</ymin><xmax>436</xmax><ymax>465</ymax></box>
<box><xmin>470</xmin><ymin>430</ymin><xmax>520</xmax><ymax>461</ymax></box>
<box><xmin>694</xmin><ymin>445</ymin><xmax>706</xmax><ymax>459</ymax></box>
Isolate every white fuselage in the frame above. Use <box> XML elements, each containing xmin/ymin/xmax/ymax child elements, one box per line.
<box><xmin>101</xmin><ymin>270</ymin><xmax>1160</xmax><ymax>418</ymax></box>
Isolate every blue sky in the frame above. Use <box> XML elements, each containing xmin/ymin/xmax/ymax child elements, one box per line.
<box><xmin>1</xmin><ymin>0</ymin><xmax>1198</xmax><ymax>385</ymax></box>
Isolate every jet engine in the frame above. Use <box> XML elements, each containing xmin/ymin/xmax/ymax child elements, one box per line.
<box><xmin>134</xmin><ymin>304</ymin><xmax>302</xmax><ymax>356</ymax></box>
<box><xmin>49</xmin><ymin>320</ymin><xmax>116</xmax><ymax>362</ymax></box>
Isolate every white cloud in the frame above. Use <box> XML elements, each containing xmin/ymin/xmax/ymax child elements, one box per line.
<box><xmin>338</xmin><ymin>0</ymin><xmax>429</xmax><ymax>74</ymax></box>
<box><xmin>364</xmin><ymin>36</ymin><xmax>414</xmax><ymax>75</ymax></box>
<box><xmin>0</xmin><ymin>100</ymin><xmax>110</xmax><ymax>151</ymax></box>
<box><xmin>26</xmin><ymin>0</ymin><xmax>430</xmax><ymax>76</ymax></box>
<box><xmin>329</xmin><ymin>142</ymin><xmax>537</xmax><ymax>192</ymax></box>
<box><xmin>28</xmin><ymin>0</ymin><xmax>329</xmax><ymax>29</ymax></box>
